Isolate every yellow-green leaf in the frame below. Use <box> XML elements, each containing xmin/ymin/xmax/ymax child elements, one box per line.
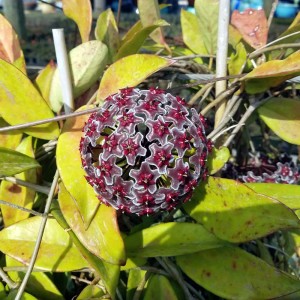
<box><xmin>0</xmin><ymin>146</ymin><xmax>40</xmax><ymax>177</ymax></box>
<box><xmin>228</xmin><ymin>42</ymin><xmax>248</xmax><ymax>75</ymax></box>
<box><xmin>184</xmin><ymin>177</ymin><xmax>300</xmax><ymax>243</ymax></box>
<box><xmin>0</xmin><ymin>118</ymin><xmax>22</xmax><ymax>149</ymax></box>
<box><xmin>0</xmin><ymin>14</ymin><xmax>26</xmax><ymax>73</ymax></box>
<box><xmin>243</xmin><ymin>51</ymin><xmax>300</xmax><ymax>94</ymax></box>
<box><xmin>124</xmin><ymin>222</ymin><xmax>225</xmax><ymax>257</ymax></box>
<box><xmin>58</xmin><ymin>182</ymin><xmax>126</xmax><ymax>265</ymax></box>
<box><xmin>144</xmin><ymin>275</ymin><xmax>179</xmax><ymax>300</ymax></box>
<box><xmin>6</xmin><ymin>256</ymin><xmax>64</xmax><ymax>300</ymax></box>
<box><xmin>49</xmin><ymin>41</ymin><xmax>108</xmax><ymax>112</ymax></box>
<box><xmin>95</xmin><ymin>8</ymin><xmax>120</xmax><ymax>62</ymax></box>
<box><xmin>0</xmin><ymin>217</ymin><xmax>87</xmax><ymax>271</ymax></box>
<box><xmin>177</xmin><ymin>246</ymin><xmax>300</xmax><ymax>299</ymax></box>
<box><xmin>207</xmin><ymin>146</ymin><xmax>230</xmax><ymax>175</ymax></box>
<box><xmin>62</xmin><ymin>0</ymin><xmax>92</xmax><ymax>43</ymax></box>
<box><xmin>0</xmin><ymin>136</ymin><xmax>37</xmax><ymax>226</ymax></box>
<box><xmin>246</xmin><ymin>182</ymin><xmax>300</xmax><ymax>210</ymax></box>
<box><xmin>258</xmin><ymin>97</ymin><xmax>300</xmax><ymax>145</ymax></box>
<box><xmin>97</xmin><ymin>54</ymin><xmax>174</xmax><ymax>101</ymax></box>
<box><xmin>56</xmin><ymin>106</ymin><xmax>100</xmax><ymax>227</ymax></box>
<box><xmin>126</xmin><ymin>269</ymin><xmax>147</xmax><ymax>300</ymax></box>
<box><xmin>0</xmin><ymin>59</ymin><xmax>59</xmax><ymax>140</ymax></box>
<box><xmin>116</xmin><ymin>20</ymin><xmax>169</xmax><ymax>60</ymax></box>
<box><xmin>34</xmin><ymin>61</ymin><xmax>56</xmax><ymax>106</ymax></box>
<box><xmin>77</xmin><ymin>285</ymin><xmax>105</xmax><ymax>299</ymax></box>
<box><xmin>181</xmin><ymin>9</ymin><xmax>207</xmax><ymax>56</ymax></box>
<box><xmin>195</xmin><ymin>0</ymin><xmax>219</xmax><ymax>55</ymax></box>
<box><xmin>138</xmin><ymin>0</ymin><xmax>169</xmax><ymax>50</ymax></box>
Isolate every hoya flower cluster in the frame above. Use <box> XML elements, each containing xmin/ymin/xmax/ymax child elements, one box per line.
<box><xmin>80</xmin><ymin>88</ymin><xmax>211</xmax><ymax>215</ymax></box>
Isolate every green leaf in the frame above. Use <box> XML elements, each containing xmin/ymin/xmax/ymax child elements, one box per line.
<box><xmin>124</xmin><ymin>222</ymin><xmax>225</xmax><ymax>257</ymax></box>
<box><xmin>228</xmin><ymin>42</ymin><xmax>248</xmax><ymax>75</ymax></box>
<box><xmin>116</xmin><ymin>20</ymin><xmax>169</xmax><ymax>60</ymax></box>
<box><xmin>144</xmin><ymin>275</ymin><xmax>179</xmax><ymax>300</ymax></box>
<box><xmin>246</xmin><ymin>182</ymin><xmax>300</xmax><ymax>210</ymax></box>
<box><xmin>0</xmin><ymin>136</ymin><xmax>37</xmax><ymax>226</ymax></box>
<box><xmin>58</xmin><ymin>182</ymin><xmax>126</xmax><ymax>265</ymax></box>
<box><xmin>121</xmin><ymin>257</ymin><xmax>147</xmax><ymax>271</ymax></box>
<box><xmin>207</xmin><ymin>146</ymin><xmax>230</xmax><ymax>175</ymax></box>
<box><xmin>0</xmin><ymin>146</ymin><xmax>40</xmax><ymax>177</ymax></box>
<box><xmin>177</xmin><ymin>246</ymin><xmax>300</xmax><ymax>299</ymax></box>
<box><xmin>7</xmin><ymin>290</ymin><xmax>38</xmax><ymax>300</ymax></box>
<box><xmin>257</xmin><ymin>97</ymin><xmax>300</xmax><ymax>145</ymax></box>
<box><xmin>126</xmin><ymin>269</ymin><xmax>147</xmax><ymax>300</ymax></box>
<box><xmin>77</xmin><ymin>285</ymin><xmax>105</xmax><ymax>299</ymax></box>
<box><xmin>34</xmin><ymin>61</ymin><xmax>56</xmax><ymax>106</ymax></box>
<box><xmin>243</xmin><ymin>51</ymin><xmax>300</xmax><ymax>94</ymax></box>
<box><xmin>0</xmin><ymin>216</ymin><xmax>88</xmax><ymax>271</ymax></box>
<box><xmin>6</xmin><ymin>256</ymin><xmax>64</xmax><ymax>300</ymax></box>
<box><xmin>195</xmin><ymin>0</ymin><xmax>219</xmax><ymax>55</ymax></box>
<box><xmin>180</xmin><ymin>9</ymin><xmax>206</xmax><ymax>57</ymax></box>
<box><xmin>184</xmin><ymin>177</ymin><xmax>300</xmax><ymax>243</ymax></box>
<box><xmin>277</xmin><ymin>12</ymin><xmax>300</xmax><ymax>44</ymax></box>
<box><xmin>62</xmin><ymin>0</ymin><xmax>92</xmax><ymax>43</ymax></box>
<box><xmin>0</xmin><ymin>59</ymin><xmax>59</xmax><ymax>140</ymax></box>
<box><xmin>137</xmin><ymin>0</ymin><xmax>169</xmax><ymax>50</ymax></box>
<box><xmin>95</xmin><ymin>8</ymin><xmax>120</xmax><ymax>62</ymax></box>
<box><xmin>121</xmin><ymin>21</ymin><xmax>143</xmax><ymax>46</ymax></box>
<box><xmin>50</xmin><ymin>41</ymin><xmax>108</xmax><ymax>112</ymax></box>
<box><xmin>56</xmin><ymin>106</ymin><xmax>100</xmax><ymax>227</ymax></box>
<box><xmin>0</xmin><ymin>118</ymin><xmax>22</xmax><ymax>150</ymax></box>
<box><xmin>97</xmin><ymin>54</ymin><xmax>174</xmax><ymax>101</ymax></box>
<box><xmin>51</xmin><ymin>205</ymin><xmax>120</xmax><ymax>299</ymax></box>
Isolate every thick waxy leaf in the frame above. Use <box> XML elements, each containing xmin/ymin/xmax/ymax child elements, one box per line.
<box><xmin>56</xmin><ymin>106</ymin><xmax>100</xmax><ymax>226</ymax></box>
<box><xmin>121</xmin><ymin>257</ymin><xmax>147</xmax><ymax>271</ymax></box>
<box><xmin>243</xmin><ymin>51</ymin><xmax>300</xmax><ymax>94</ymax></box>
<box><xmin>0</xmin><ymin>137</ymin><xmax>37</xmax><ymax>226</ymax></box>
<box><xmin>0</xmin><ymin>118</ymin><xmax>22</xmax><ymax>149</ymax></box>
<box><xmin>6</xmin><ymin>256</ymin><xmax>64</xmax><ymax>300</ymax></box>
<box><xmin>62</xmin><ymin>0</ymin><xmax>92</xmax><ymax>43</ymax></box>
<box><xmin>50</xmin><ymin>41</ymin><xmax>108</xmax><ymax>112</ymax></box>
<box><xmin>0</xmin><ymin>217</ymin><xmax>87</xmax><ymax>271</ymax></box>
<box><xmin>58</xmin><ymin>182</ymin><xmax>125</xmax><ymax>265</ymax></box>
<box><xmin>246</xmin><ymin>182</ymin><xmax>300</xmax><ymax>210</ymax></box>
<box><xmin>257</xmin><ymin>97</ymin><xmax>300</xmax><ymax>145</ymax></box>
<box><xmin>195</xmin><ymin>0</ymin><xmax>219</xmax><ymax>55</ymax></box>
<box><xmin>138</xmin><ymin>0</ymin><xmax>169</xmax><ymax>50</ymax></box>
<box><xmin>207</xmin><ymin>146</ymin><xmax>230</xmax><ymax>175</ymax></box>
<box><xmin>51</xmin><ymin>205</ymin><xmax>120</xmax><ymax>299</ymax></box>
<box><xmin>116</xmin><ymin>20</ymin><xmax>169</xmax><ymax>60</ymax></box>
<box><xmin>95</xmin><ymin>8</ymin><xmax>120</xmax><ymax>62</ymax></box>
<box><xmin>7</xmin><ymin>291</ymin><xmax>37</xmax><ymax>300</ymax></box>
<box><xmin>177</xmin><ymin>246</ymin><xmax>300</xmax><ymax>299</ymax></box>
<box><xmin>77</xmin><ymin>285</ymin><xmax>105</xmax><ymax>299</ymax></box>
<box><xmin>0</xmin><ymin>146</ymin><xmax>40</xmax><ymax>177</ymax></box>
<box><xmin>124</xmin><ymin>222</ymin><xmax>225</xmax><ymax>257</ymax></box>
<box><xmin>121</xmin><ymin>21</ymin><xmax>143</xmax><ymax>46</ymax></box>
<box><xmin>34</xmin><ymin>61</ymin><xmax>56</xmax><ymax>106</ymax></box>
<box><xmin>228</xmin><ymin>42</ymin><xmax>248</xmax><ymax>75</ymax></box>
<box><xmin>277</xmin><ymin>12</ymin><xmax>300</xmax><ymax>44</ymax></box>
<box><xmin>144</xmin><ymin>275</ymin><xmax>179</xmax><ymax>300</ymax></box>
<box><xmin>181</xmin><ymin>9</ymin><xmax>207</xmax><ymax>56</ymax></box>
<box><xmin>0</xmin><ymin>14</ymin><xmax>26</xmax><ymax>72</ymax></box>
<box><xmin>184</xmin><ymin>177</ymin><xmax>300</xmax><ymax>243</ymax></box>
<box><xmin>231</xmin><ymin>8</ymin><xmax>268</xmax><ymax>49</ymax></box>
<box><xmin>0</xmin><ymin>59</ymin><xmax>59</xmax><ymax>140</ymax></box>
<box><xmin>228</xmin><ymin>24</ymin><xmax>242</xmax><ymax>48</ymax></box>
<box><xmin>97</xmin><ymin>54</ymin><xmax>174</xmax><ymax>101</ymax></box>
<box><xmin>127</xmin><ymin>269</ymin><xmax>147</xmax><ymax>300</ymax></box>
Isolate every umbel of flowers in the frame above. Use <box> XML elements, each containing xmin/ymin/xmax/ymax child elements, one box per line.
<box><xmin>80</xmin><ymin>88</ymin><xmax>211</xmax><ymax>216</ymax></box>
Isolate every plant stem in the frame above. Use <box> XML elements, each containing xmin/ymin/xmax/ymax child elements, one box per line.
<box><xmin>15</xmin><ymin>170</ymin><xmax>59</xmax><ymax>300</ymax></box>
<box><xmin>0</xmin><ymin>107</ymin><xmax>98</xmax><ymax>133</ymax></box>
<box><xmin>267</xmin><ymin>0</ymin><xmax>279</xmax><ymax>28</ymax></box>
<box><xmin>249</xmin><ymin>43</ymin><xmax>300</xmax><ymax>59</ymax></box>
<box><xmin>214</xmin><ymin>0</ymin><xmax>230</xmax><ymax>128</ymax></box>
<box><xmin>0</xmin><ymin>267</ymin><xmax>18</xmax><ymax>289</ymax></box>
<box><xmin>0</xmin><ymin>199</ymin><xmax>44</xmax><ymax>217</ymax></box>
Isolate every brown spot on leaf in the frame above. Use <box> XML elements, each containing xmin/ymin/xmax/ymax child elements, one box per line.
<box><xmin>8</xmin><ymin>184</ymin><xmax>21</xmax><ymax>193</ymax></box>
<box><xmin>232</xmin><ymin>261</ymin><xmax>237</xmax><ymax>269</ymax></box>
<box><xmin>223</xmin><ymin>201</ymin><xmax>227</xmax><ymax>207</ymax></box>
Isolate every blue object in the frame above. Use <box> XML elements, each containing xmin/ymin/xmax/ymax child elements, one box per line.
<box><xmin>275</xmin><ymin>2</ymin><xmax>298</xmax><ymax>18</ymax></box>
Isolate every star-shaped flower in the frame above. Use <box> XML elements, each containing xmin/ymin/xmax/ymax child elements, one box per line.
<box><xmin>146</xmin><ymin>115</ymin><xmax>171</xmax><ymax>145</ymax></box>
<box><xmin>168</xmin><ymin>158</ymin><xmax>190</xmax><ymax>189</ymax></box>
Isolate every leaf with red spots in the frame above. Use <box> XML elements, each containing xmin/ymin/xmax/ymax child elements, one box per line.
<box><xmin>184</xmin><ymin>177</ymin><xmax>300</xmax><ymax>243</ymax></box>
<box><xmin>177</xmin><ymin>246</ymin><xmax>300</xmax><ymax>299</ymax></box>
<box><xmin>231</xmin><ymin>8</ymin><xmax>268</xmax><ymax>49</ymax></box>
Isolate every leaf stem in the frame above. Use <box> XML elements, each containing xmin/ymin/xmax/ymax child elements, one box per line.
<box><xmin>0</xmin><ymin>267</ymin><xmax>19</xmax><ymax>289</ymax></box>
<box><xmin>0</xmin><ymin>199</ymin><xmax>44</xmax><ymax>217</ymax></box>
<box><xmin>14</xmin><ymin>170</ymin><xmax>59</xmax><ymax>300</ymax></box>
